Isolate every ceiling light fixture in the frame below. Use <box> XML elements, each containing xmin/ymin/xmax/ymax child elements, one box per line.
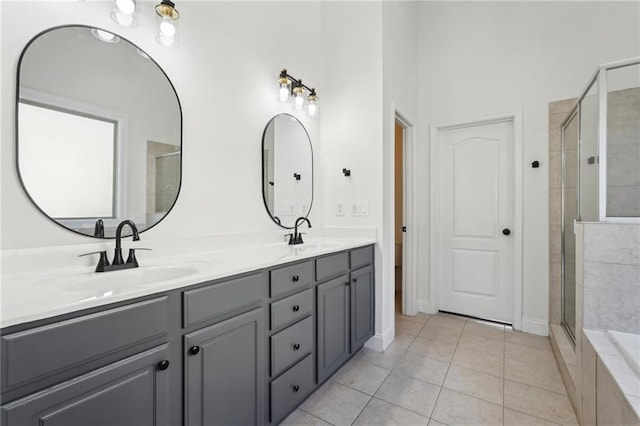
<box><xmin>110</xmin><ymin>0</ymin><xmax>138</xmax><ymax>28</ymax></box>
<box><xmin>277</xmin><ymin>69</ymin><xmax>320</xmax><ymax>118</ymax></box>
<box><xmin>155</xmin><ymin>0</ymin><xmax>180</xmax><ymax>47</ymax></box>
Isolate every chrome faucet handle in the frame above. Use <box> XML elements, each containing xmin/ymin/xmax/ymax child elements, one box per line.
<box><xmin>284</xmin><ymin>233</ymin><xmax>294</xmax><ymax>243</ymax></box>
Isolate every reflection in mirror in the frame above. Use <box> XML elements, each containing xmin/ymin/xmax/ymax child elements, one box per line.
<box><xmin>262</xmin><ymin>114</ymin><xmax>313</xmax><ymax>228</ymax></box>
<box><xmin>16</xmin><ymin>25</ymin><xmax>182</xmax><ymax>238</ymax></box>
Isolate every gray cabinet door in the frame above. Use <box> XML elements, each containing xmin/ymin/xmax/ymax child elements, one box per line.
<box><xmin>184</xmin><ymin>308</ymin><xmax>264</xmax><ymax>426</ymax></box>
<box><xmin>1</xmin><ymin>344</ymin><xmax>171</xmax><ymax>426</ymax></box>
<box><xmin>351</xmin><ymin>266</ymin><xmax>374</xmax><ymax>351</ymax></box>
<box><xmin>316</xmin><ymin>275</ymin><xmax>350</xmax><ymax>383</ymax></box>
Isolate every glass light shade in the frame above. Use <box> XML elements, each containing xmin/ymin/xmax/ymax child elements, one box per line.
<box><xmin>278</xmin><ymin>79</ymin><xmax>291</xmax><ymax>102</ymax></box>
<box><xmin>110</xmin><ymin>0</ymin><xmax>138</xmax><ymax>27</ymax></box>
<box><xmin>307</xmin><ymin>100</ymin><xmax>318</xmax><ymax>117</ymax></box>
<box><xmin>155</xmin><ymin>1</ymin><xmax>179</xmax><ymax>47</ymax></box>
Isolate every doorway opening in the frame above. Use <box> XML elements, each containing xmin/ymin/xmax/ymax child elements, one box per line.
<box><xmin>394</xmin><ymin>121</ymin><xmax>404</xmax><ymax>315</ymax></box>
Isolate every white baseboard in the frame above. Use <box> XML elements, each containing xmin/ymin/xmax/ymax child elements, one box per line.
<box><xmin>521</xmin><ymin>317</ymin><xmax>549</xmax><ymax>336</ymax></box>
<box><xmin>365</xmin><ymin>325</ymin><xmax>394</xmax><ymax>351</ymax></box>
<box><xmin>417</xmin><ymin>299</ymin><xmax>434</xmax><ymax>314</ymax></box>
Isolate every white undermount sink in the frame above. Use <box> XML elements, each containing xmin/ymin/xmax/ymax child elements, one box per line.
<box><xmin>62</xmin><ymin>265</ymin><xmax>200</xmax><ymax>293</ymax></box>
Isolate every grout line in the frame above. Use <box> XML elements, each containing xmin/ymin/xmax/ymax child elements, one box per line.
<box><xmin>297</xmin><ymin>407</ymin><xmax>338</xmax><ymax>426</ymax></box>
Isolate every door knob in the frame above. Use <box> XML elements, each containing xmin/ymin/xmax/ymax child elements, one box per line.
<box><xmin>157</xmin><ymin>360</ymin><xmax>170</xmax><ymax>370</ymax></box>
<box><xmin>189</xmin><ymin>346</ymin><xmax>200</xmax><ymax>355</ymax></box>
<box><xmin>502</xmin><ymin>228</ymin><xmax>511</xmax><ymax>236</ymax></box>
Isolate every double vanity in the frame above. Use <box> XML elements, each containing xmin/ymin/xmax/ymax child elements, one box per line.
<box><xmin>0</xmin><ymin>240</ymin><xmax>375</xmax><ymax>425</ymax></box>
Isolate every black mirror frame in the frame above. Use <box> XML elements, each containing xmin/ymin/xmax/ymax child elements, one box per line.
<box><xmin>261</xmin><ymin>113</ymin><xmax>313</xmax><ymax>229</ymax></box>
<box><xmin>15</xmin><ymin>25</ymin><xmax>183</xmax><ymax>239</ymax></box>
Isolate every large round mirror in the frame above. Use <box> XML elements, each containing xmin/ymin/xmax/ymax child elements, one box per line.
<box><xmin>16</xmin><ymin>25</ymin><xmax>182</xmax><ymax>238</ymax></box>
<box><xmin>262</xmin><ymin>114</ymin><xmax>313</xmax><ymax>228</ymax></box>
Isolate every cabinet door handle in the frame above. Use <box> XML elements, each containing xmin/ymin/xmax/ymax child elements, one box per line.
<box><xmin>293</xmin><ymin>343</ymin><xmax>301</xmax><ymax>351</ymax></box>
<box><xmin>189</xmin><ymin>346</ymin><xmax>201</xmax><ymax>355</ymax></box>
<box><xmin>292</xmin><ymin>304</ymin><xmax>300</xmax><ymax>312</ymax></box>
<box><xmin>352</xmin><ymin>277</ymin><xmax>358</xmax><ymax>283</ymax></box>
<box><xmin>292</xmin><ymin>385</ymin><xmax>300</xmax><ymax>392</ymax></box>
<box><xmin>292</xmin><ymin>275</ymin><xmax>300</xmax><ymax>282</ymax></box>
<box><xmin>345</xmin><ymin>281</ymin><xmax>350</xmax><ymax>286</ymax></box>
<box><xmin>157</xmin><ymin>360</ymin><xmax>170</xmax><ymax>371</ymax></box>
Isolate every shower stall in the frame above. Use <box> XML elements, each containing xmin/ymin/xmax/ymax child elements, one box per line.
<box><xmin>561</xmin><ymin>57</ymin><xmax>640</xmax><ymax>342</ymax></box>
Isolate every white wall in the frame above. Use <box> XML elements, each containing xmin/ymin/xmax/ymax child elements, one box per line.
<box><xmin>418</xmin><ymin>1</ymin><xmax>640</xmax><ymax>333</ymax></box>
<box><xmin>1</xmin><ymin>1</ymin><xmax>323</xmax><ymax>249</ymax></box>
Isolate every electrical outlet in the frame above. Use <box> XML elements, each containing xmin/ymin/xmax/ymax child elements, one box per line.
<box><xmin>336</xmin><ymin>202</ymin><xmax>345</xmax><ymax>216</ymax></box>
<box><xmin>301</xmin><ymin>203</ymin><xmax>308</xmax><ymax>214</ymax></box>
<box><xmin>350</xmin><ymin>201</ymin><xmax>369</xmax><ymax>216</ymax></box>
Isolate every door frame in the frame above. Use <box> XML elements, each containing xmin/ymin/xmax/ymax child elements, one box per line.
<box><xmin>395</xmin><ymin>112</ymin><xmax>418</xmax><ymax>316</ymax></box>
<box><xmin>429</xmin><ymin>111</ymin><xmax>523</xmax><ymax>330</ymax></box>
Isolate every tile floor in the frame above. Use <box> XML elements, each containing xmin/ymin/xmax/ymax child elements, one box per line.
<box><xmin>281</xmin><ymin>302</ymin><xmax>578</xmax><ymax>425</ymax></box>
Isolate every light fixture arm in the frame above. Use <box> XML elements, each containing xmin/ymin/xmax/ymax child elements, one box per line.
<box><xmin>280</xmin><ymin>69</ymin><xmax>316</xmax><ymax>95</ymax></box>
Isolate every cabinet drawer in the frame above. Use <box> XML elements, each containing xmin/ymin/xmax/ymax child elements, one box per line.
<box><xmin>350</xmin><ymin>245</ymin><xmax>373</xmax><ymax>269</ymax></box>
<box><xmin>2</xmin><ymin>297</ymin><xmax>168</xmax><ymax>389</ymax></box>
<box><xmin>183</xmin><ymin>272</ymin><xmax>267</xmax><ymax>327</ymax></box>
<box><xmin>270</xmin><ymin>354</ymin><xmax>314</xmax><ymax>423</ymax></box>
<box><xmin>270</xmin><ymin>316</ymin><xmax>313</xmax><ymax>376</ymax></box>
<box><xmin>316</xmin><ymin>252</ymin><xmax>349</xmax><ymax>282</ymax></box>
<box><xmin>270</xmin><ymin>261</ymin><xmax>313</xmax><ymax>298</ymax></box>
<box><xmin>270</xmin><ymin>289</ymin><xmax>313</xmax><ymax>331</ymax></box>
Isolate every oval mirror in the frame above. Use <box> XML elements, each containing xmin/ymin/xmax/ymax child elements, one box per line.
<box><xmin>16</xmin><ymin>25</ymin><xmax>182</xmax><ymax>238</ymax></box>
<box><xmin>262</xmin><ymin>114</ymin><xmax>313</xmax><ymax>228</ymax></box>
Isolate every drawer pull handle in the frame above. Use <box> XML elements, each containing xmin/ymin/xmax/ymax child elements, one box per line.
<box><xmin>292</xmin><ymin>385</ymin><xmax>300</xmax><ymax>392</ymax></box>
<box><xmin>189</xmin><ymin>346</ymin><xmax>201</xmax><ymax>355</ymax></box>
<box><xmin>293</xmin><ymin>343</ymin><xmax>301</xmax><ymax>351</ymax></box>
<box><xmin>353</xmin><ymin>277</ymin><xmax>358</xmax><ymax>283</ymax></box>
<box><xmin>292</xmin><ymin>305</ymin><xmax>300</xmax><ymax>312</ymax></box>
<box><xmin>345</xmin><ymin>281</ymin><xmax>350</xmax><ymax>287</ymax></box>
<box><xmin>292</xmin><ymin>275</ymin><xmax>300</xmax><ymax>282</ymax></box>
<box><xmin>157</xmin><ymin>360</ymin><xmax>170</xmax><ymax>371</ymax></box>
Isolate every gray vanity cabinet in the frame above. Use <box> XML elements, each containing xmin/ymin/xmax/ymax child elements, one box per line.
<box><xmin>2</xmin><ymin>344</ymin><xmax>171</xmax><ymax>426</ymax></box>
<box><xmin>316</xmin><ymin>274</ymin><xmax>351</xmax><ymax>383</ymax></box>
<box><xmin>184</xmin><ymin>307</ymin><xmax>265</xmax><ymax>426</ymax></box>
<box><xmin>350</xmin><ymin>265</ymin><xmax>374</xmax><ymax>350</ymax></box>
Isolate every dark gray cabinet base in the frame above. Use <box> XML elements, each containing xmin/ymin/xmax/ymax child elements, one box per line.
<box><xmin>1</xmin><ymin>244</ymin><xmax>375</xmax><ymax>426</ymax></box>
<box><xmin>2</xmin><ymin>344</ymin><xmax>170</xmax><ymax>426</ymax></box>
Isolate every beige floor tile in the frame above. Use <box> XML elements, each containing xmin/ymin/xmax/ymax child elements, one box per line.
<box><xmin>457</xmin><ymin>333</ymin><xmax>505</xmax><ymax>357</ymax></box>
<box><xmin>443</xmin><ymin>365</ymin><xmax>503</xmax><ymax>406</ymax></box>
<box><xmin>451</xmin><ymin>346</ymin><xmax>504</xmax><ymax>377</ymax></box>
<box><xmin>431</xmin><ymin>388</ymin><xmax>503</xmax><ymax>426</ymax></box>
<box><xmin>353</xmin><ymin>397</ymin><xmax>430</xmax><ymax>425</ymax></box>
<box><xmin>393</xmin><ymin>333</ymin><xmax>417</xmax><ymax>349</ymax></box>
<box><xmin>393</xmin><ymin>352</ymin><xmax>450</xmax><ymax>386</ymax></box>
<box><xmin>396</xmin><ymin>318</ymin><xmax>425</xmax><ymax>336</ymax></box>
<box><xmin>505</xmin><ymin>358</ymin><xmax>567</xmax><ymax>395</ymax></box>
<box><xmin>505</xmin><ymin>329</ymin><xmax>552</xmax><ymax>350</ymax></box>
<box><xmin>463</xmin><ymin>321</ymin><xmax>505</xmax><ymax>341</ymax></box>
<box><xmin>331</xmin><ymin>356</ymin><xmax>390</xmax><ymax>395</ymax></box>
<box><xmin>428</xmin><ymin>315</ymin><xmax>466</xmax><ymax>332</ymax></box>
<box><xmin>503</xmin><ymin>408</ymin><xmax>560</xmax><ymax>426</ymax></box>
<box><xmin>280</xmin><ymin>409</ymin><xmax>333</xmax><ymax>426</ymax></box>
<box><xmin>428</xmin><ymin>419</ymin><xmax>448</xmax><ymax>426</ymax></box>
<box><xmin>504</xmin><ymin>379</ymin><xmax>578</xmax><ymax>425</ymax></box>
<box><xmin>505</xmin><ymin>342</ymin><xmax>557</xmax><ymax>370</ymax></box>
<box><xmin>374</xmin><ymin>372</ymin><xmax>441</xmax><ymax>417</ymax></box>
<box><xmin>355</xmin><ymin>344</ymin><xmax>406</xmax><ymax>370</ymax></box>
<box><xmin>299</xmin><ymin>380</ymin><xmax>371</xmax><ymax>426</ymax></box>
<box><xmin>407</xmin><ymin>335</ymin><xmax>457</xmax><ymax>363</ymax></box>
<box><xmin>418</xmin><ymin>323</ymin><xmax>462</xmax><ymax>345</ymax></box>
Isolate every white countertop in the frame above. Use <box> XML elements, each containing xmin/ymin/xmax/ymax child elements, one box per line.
<box><xmin>1</xmin><ymin>237</ymin><xmax>375</xmax><ymax>329</ymax></box>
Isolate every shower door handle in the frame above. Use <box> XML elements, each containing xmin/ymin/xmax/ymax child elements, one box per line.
<box><xmin>502</xmin><ymin>228</ymin><xmax>511</xmax><ymax>236</ymax></box>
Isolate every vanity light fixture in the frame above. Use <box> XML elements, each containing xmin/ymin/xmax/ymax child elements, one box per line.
<box><xmin>110</xmin><ymin>0</ymin><xmax>138</xmax><ymax>28</ymax></box>
<box><xmin>277</xmin><ymin>69</ymin><xmax>319</xmax><ymax>117</ymax></box>
<box><xmin>155</xmin><ymin>0</ymin><xmax>180</xmax><ymax>47</ymax></box>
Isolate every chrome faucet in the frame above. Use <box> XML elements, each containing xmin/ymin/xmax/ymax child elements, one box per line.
<box><xmin>288</xmin><ymin>217</ymin><xmax>311</xmax><ymax>245</ymax></box>
<box><xmin>80</xmin><ymin>219</ymin><xmax>147</xmax><ymax>272</ymax></box>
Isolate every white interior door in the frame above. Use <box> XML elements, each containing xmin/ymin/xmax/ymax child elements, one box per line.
<box><xmin>437</xmin><ymin>119</ymin><xmax>514</xmax><ymax>323</ymax></box>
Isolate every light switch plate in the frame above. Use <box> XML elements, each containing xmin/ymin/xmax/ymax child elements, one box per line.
<box><xmin>350</xmin><ymin>201</ymin><xmax>369</xmax><ymax>216</ymax></box>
